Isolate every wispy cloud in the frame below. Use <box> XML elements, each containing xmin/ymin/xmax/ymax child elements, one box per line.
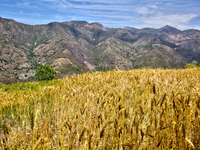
<box><xmin>35</xmin><ymin>0</ymin><xmax>200</xmax><ymax>30</ymax></box>
<box><xmin>165</xmin><ymin>3</ymin><xmax>172</xmax><ymax>5</ymax></box>
<box><xmin>41</xmin><ymin>0</ymin><xmax>132</xmax><ymax>5</ymax></box>
<box><xmin>50</xmin><ymin>2</ymin><xmax>130</xmax><ymax>12</ymax></box>
<box><xmin>0</xmin><ymin>0</ymin><xmax>200</xmax><ymax>30</ymax></box>
<box><xmin>17</xmin><ymin>1</ymin><xmax>38</xmax><ymax>8</ymax></box>
<box><xmin>147</xmin><ymin>4</ymin><xmax>157</xmax><ymax>9</ymax></box>
<box><xmin>17</xmin><ymin>2</ymin><xmax>30</xmax><ymax>6</ymax></box>
<box><xmin>14</xmin><ymin>18</ymin><xmax>53</xmax><ymax>25</ymax></box>
<box><xmin>0</xmin><ymin>1</ymin><xmax>38</xmax><ymax>9</ymax></box>
<box><xmin>135</xmin><ymin>6</ymin><xmax>154</xmax><ymax>15</ymax></box>
<box><xmin>4</xmin><ymin>10</ymin><xmax>41</xmax><ymax>18</ymax></box>
<box><xmin>53</xmin><ymin>14</ymin><xmax>64</xmax><ymax>20</ymax></box>
<box><xmin>139</xmin><ymin>13</ymin><xmax>198</xmax><ymax>30</ymax></box>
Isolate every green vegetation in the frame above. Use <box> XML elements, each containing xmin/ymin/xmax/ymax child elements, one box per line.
<box><xmin>35</xmin><ymin>64</ymin><xmax>57</xmax><ymax>81</ymax></box>
<box><xmin>1</xmin><ymin>68</ymin><xmax>200</xmax><ymax>149</ymax></box>
<box><xmin>185</xmin><ymin>61</ymin><xmax>198</xmax><ymax>69</ymax></box>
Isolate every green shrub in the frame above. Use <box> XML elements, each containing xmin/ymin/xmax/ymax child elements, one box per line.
<box><xmin>184</xmin><ymin>61</ymin><xmax>198</xmax><ymax>69</ymax></box>
<box><xmin>35</xmin><ymin>64</ymin><xmax>57</xmax><ymax>81</ymax></box>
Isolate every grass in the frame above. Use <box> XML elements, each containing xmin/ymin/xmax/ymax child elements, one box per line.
<box><xmin>0</xmin><ymin>68</ymin><xmax>200</xmax><ymax>149</ymax></box>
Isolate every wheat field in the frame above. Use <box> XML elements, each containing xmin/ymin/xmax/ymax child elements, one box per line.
<box><xmin>0</xmin><ymin>68</ymin><xmax>200</xmax><ymax>149</ymax></box>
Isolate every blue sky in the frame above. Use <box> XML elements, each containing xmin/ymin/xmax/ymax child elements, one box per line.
<box><xmin>0</xmin><ymin>0</ymin><xmax>200</xmax><ymax>30</ymax></box>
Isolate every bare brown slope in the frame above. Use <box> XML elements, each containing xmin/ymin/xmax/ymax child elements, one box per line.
<box><xmin>0</xmin><ymin>17</ymin><xmax>192</xmax><ymax>83</ymax></box>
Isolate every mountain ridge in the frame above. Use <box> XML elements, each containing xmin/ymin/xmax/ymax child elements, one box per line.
<box><xmin>0</xmin><ymin>17</ymin><xmax>199</xmax><ymax>83</ymax></box>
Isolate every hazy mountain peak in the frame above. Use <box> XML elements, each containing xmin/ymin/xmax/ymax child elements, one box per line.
<box><xmin>163</xmin><ymin>25</ymin><xmax>172</xmax><ymax>28</ymax></box>
<box><xmin>0</xmin><ymin>16</ymin><xmax>16</xmax><ymax>23</ymax></box>
<box><xmin>124</xmin><ymin>26</ymin><xmax>138</xmax><ymax>30</ymax></box>
<box><xmin>142</xmin><ymin>27</ymin><xmax>155</xmax><ymax>30</ymax></box>
<box><xmin>90</xmin><ymin>22</ymin><xmax>103</xmax><ymax>27</ymax></box>
<box><xmin>160</xmin><ymin>25</ymin><xmax>182</xmax><ymax>34</ymax></box>
<box><xmin>69</xmin><ymin>21</ymin><xmax>88</xmax><ymax>26</ymax></box>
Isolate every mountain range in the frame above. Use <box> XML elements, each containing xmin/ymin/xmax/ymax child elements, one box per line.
<box><xmin>0</xmin><ymin>17</ymin><xmax>200</xmax><ymax>83</ymax></box>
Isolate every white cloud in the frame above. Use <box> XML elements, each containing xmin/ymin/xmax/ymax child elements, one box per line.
<box><xmin>191</xmin><ymin>26</ymin><xmax>200</xmax><ymax>30</ymax></box>
<box><xmin>1</xmin><ymin>0</ymin><xmax>199</xmax><ymax>30</ymax></box>
<box><xmin>53</xmin><ymin>15</ymin><xmax>64</xmax><ymax>19</ymax></box>
<box><xmin>134</xmin><ymin>4</ymin><xmax>158</xmax><ymax>15</ymax></box>
<box><xmin>135</xmin><ymin>7</ymin><xmax>153</xmax><ymax>15</ymax></box>
<box><xmin>41</xmin><ymin>0</ymin><xmax>132</xmax><ymax>5</ymax></box>
<box><xmin>147</xmin><ymin>4</ymin><xmax>158</xmax><ymax>9</ymax></box>
<box><xmin>5</xmin><ymin>10</ymin><xmax>41</xmax><ymax>18</ymax></box>
<box><xmin>139</xmin><ymin>13</ymin><xmax>198</xmax><ymax>30</ymax></box>
<box><xmin>17</xmin><ymin>2</ymin><xmax>30</xmax><ymax>6</ymax></box>
<box><xmin>16</xmin><ymin>1</ymin><xmax>38</xmax><ymax>8</ymax></box>
<box><xmin>14</xmin><ymin>18</ymin><xmax>53</xmax><ymax>25</ymax></box>
<box><xmin>166</xmin><ymin>3</ymin><xmax>172</xmax><ymax>5</ymax></box>
<box><xmin>32</xmin><ymin>13</ymin><xmax>41</xmax><ymax>17</ymax></box>
<box><xmin>40</xmin><ymin>0</ymin><xmax>131</xmax><ymax>13</ymax></box>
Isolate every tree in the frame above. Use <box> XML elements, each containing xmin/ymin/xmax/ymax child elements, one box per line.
<box><xmin>35</xmin><ymin>64</ymin><xmax>57</xmax><ymax>81</ymax></box>
<box><xmin>184</xmin><ymin>61</ymin><xmax>198</xmax><ymax>69</ymax></box>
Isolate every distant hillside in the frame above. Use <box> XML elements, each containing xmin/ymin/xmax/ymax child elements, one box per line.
<box><xmin>1</xmin><ymin>17</ymin><xmax>200</xmax><ymax>83</ymax></box>
<box><xmin>125</xmin><ymin>25</ymin><xmax>200</xmax><ymax>61</ymax></box>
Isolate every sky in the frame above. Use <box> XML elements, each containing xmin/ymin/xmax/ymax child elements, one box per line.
<box><xmin>0</xmin><ymin>0</ymin><xmax>200</xmax><ymax>30</ymax></box>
